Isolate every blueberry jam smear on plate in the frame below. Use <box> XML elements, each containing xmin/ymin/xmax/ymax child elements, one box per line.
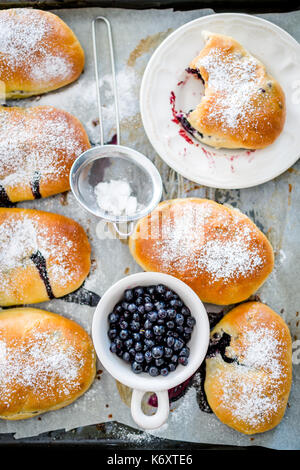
<box><xmin>107</xmin><ymin>284</ymin><xmax>196</xmax><ymax>376</ymax></box>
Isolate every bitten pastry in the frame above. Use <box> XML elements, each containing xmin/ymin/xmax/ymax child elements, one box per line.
<box><xmin>182</xmin><ymin>31</ymin><xmax>285</xmax><ymax>149</ymax></box>
<box><xmin>0</xmin><ymin>9</ymin><xmax>85</xmax><ymax>98</ymax></box>
<box><xmin>0</xmin><ymin>106</ymin><xmax>90</xmax><ymax>205</ymax></box>
<box><xmin>0</xmin><ymin>208</ymin><xmax>91</xmax><ymax>306</ymax></box>
<box><xmin>204</xmin><ymin>302</ymin><xmax>292</xmax><ymax>434</ymax></box>
<box><xmin>129</xmin><ymin>198</ymin><xmax>274</xmax><ymax>305</ymax></box>
<box><xmin>0</xmin><ymin>307</ymin><xmax>96</xmax><ymax>420</ymax></box>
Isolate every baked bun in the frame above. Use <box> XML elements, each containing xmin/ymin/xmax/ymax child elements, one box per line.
<box><xmin>184</xmin><ymin>31</ymin><xmax>285</xmax><ymax>149</ymax></box>
<box><xmin>129</xmin><ymin>198</ymin><xmax>274</xmax><ymax>305</ymax></box>
<box><xmin>0</xmin><ymin>307</ymin><xmax>96</xmax><ymax>420</ymax></box>
<box><xmin>0</xmin><ymin>9</ymin><xmax>84</xmax><ymax>98</ymax></box>
<box><xmin>0</xmin><ymin>106</ymin><xmax>90</xmax><ymax>205</ymax></box>
<box><xmin>204</xmin><ymin>302</ymin><xmax>292</xmax><ymax>434</ymax></box>
<box><xmin>0</xmin><ymin>208</ymin><xmax>91</xmax><ymax>306</ymax></box>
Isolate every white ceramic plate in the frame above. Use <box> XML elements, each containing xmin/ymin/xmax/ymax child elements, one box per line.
<box><xmin>140</xmin><ymin>13</ymin><xmax>300</xmax><ymax>189</ymax></box>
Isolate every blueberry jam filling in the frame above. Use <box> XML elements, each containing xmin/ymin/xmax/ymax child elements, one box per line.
<box><xmin>107</xmin><ymin>284</ymin><xmax>196</xmax><ymax>376</ymax></box>
<box><xmin>176</xmin><ymin>113</ymin><xmax>203</xmax><ymax>140</ymax></box>
<box><xmin>186</xmin><ymin>67</ymin><xmax>205</xmax><ymax>84</ymax></box>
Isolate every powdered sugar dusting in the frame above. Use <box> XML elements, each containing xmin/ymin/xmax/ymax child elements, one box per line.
<box><xmin>218</xmin><ymin>321</ymin><xmax>287</xmax><ymax>428</ymax></box>
<box><xmin>0</xmin><ymin>328</ymin><xmax>86</xmax><ymax>407</ymax></box>
<box><xmin>196</xmin><ymin>47</ymin><xmax>263</xmax><ymax>130</ymax></box>
<box><xmin>0</xmin><ymin>214</ymin><xmax>80</xmax><ymax>294</ymax></box>
<box><xmin>0</xmin><ymin>9</ymin><xmax>74</xmax><ymax>82</ymax></box>
<box><xmin>152</xmin><ymin>203</ymin><xmax>265</xmax><ymax>284</ymax></box>
<box><xmin>0</xmin><ymin>107</ymin><xmax>86</xmax><ymax>190</ymax></box>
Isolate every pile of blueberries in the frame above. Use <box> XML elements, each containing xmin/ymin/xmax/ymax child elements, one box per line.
<box><xmin>108</xmin><ymin>284</ymin><xmax>196</xmax><ymax>376</ymax></box>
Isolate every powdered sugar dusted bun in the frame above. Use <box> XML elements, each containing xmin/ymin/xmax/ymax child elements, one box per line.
<box><xmin>129</xmin><ymin>198</ymin><xmax>274</xmax><ymax>305</ymax></box>
<box><xmin>0</xmin><ymin>9</ymin><xmax>84</xmax><ymax>98</ymax></box>
<box><xmin>0</xmin><ymin>106</ymin><xmax>90</xmax><ymax>205</ymax></box>
<box><xmin>0</xmin><ymin>208</ymin><xmax>91</xmax><ymax>306</ymax></box>
<box><xmin>0</xmin><ymin>307</ymin><xmax>96</xmax><ymax>420</ymax></box>
<box><xmin>185</xmin><ymin>32</ymin><xmax>285</xmax><ymax>149</ymax></box>
<box><xmin>205</xmin><ymin>302</ymin><xmax>292</xmax><ymax>434</ymax></box>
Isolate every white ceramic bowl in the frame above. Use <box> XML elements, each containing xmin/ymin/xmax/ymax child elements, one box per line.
<box><xmin>92</xmin><ymin>272</ymin><xmax>209</xmax><ymax>429</ymax></box>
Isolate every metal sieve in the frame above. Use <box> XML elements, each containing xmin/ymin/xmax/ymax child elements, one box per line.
<box><xmin>70</xmin><ymin>16</ymin><xmax>162</xmax><ymax>237</ymax></box>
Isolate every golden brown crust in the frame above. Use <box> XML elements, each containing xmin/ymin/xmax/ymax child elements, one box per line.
<box><xmin>0</xmin><ymin>208</ymin><xmax>91</xmax><ymax>306</ymax></box>
<box><xmin>204</xmin><ymin>302</ymin><xmax>292</xmax><ymax>434</ymax></box>
<box><xmin>0</xmin><ymin>105</ymin><xmax>90</xmax><ymax>203</ymax></box>
<box><xmin>129</xmin><ymin>198</ymin><xmax>274</xmax><ymax>305</ymax></box>
<box><xmin>187</xmin><ymin>32</ymin><xmax>286</xmax><ymax>149</ymax></box>
<box><xmin>0</xmin><ymin>9</ymin><xmax>84</xmax><ymax>98</ymax></box>
<box><xmin>0</xmin><ymin>307</ymin><xmax>96</xmax><ymax>420</ymax></box>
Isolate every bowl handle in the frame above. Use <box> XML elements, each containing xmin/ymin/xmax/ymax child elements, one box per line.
<box><xmin>131</xmin><ymin>389</ymin><xmax>169</xmax><ymax>429</ymax></box>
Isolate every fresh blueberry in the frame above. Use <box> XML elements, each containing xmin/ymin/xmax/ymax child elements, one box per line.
<box><xmin>133</xmin><ymin>332</ymin><xmax>141</xmax><ymax>342</ymax></box>
<box><xmin>167</xmin><ymin>308</ymin><xmax>176</xmax><ymax>319</ymax></box>
<box><xmin>113</xmin><ymin>304</ymin><xmax>123</xmax><ymax>314</ymax></box>
<box><xmin>134</xmin><ymin>342</ymin><xmax>142</xmax><ymax>352</ymax></box>
<box><xmin>152</xmin><ymin>346</ymin><xmax>164</xmax><ymax>358</ymax></box>
<box><xmin>121</xmin><ymin>302</ymin><xmax>129</xmax><ymax>311</ymax></box>
<box><xmin>156</xmin><ymin>284</ymin><xmax>166</xmax><ymax>295</ymax></box>
<box><xmin>175</xmin><ymin>313</ymin><xmax>184</xmax><ymax>325</ymax></box>
<box><xmin>184</xmin><ymin>327</ymin><xmax>193</xmax><ymax>335</ymax></box>
<box><xmin>145</xmin><ymin>329</ymin><xmax>153</xmax><ymax>339</ymax></box>
<box><xmin>110</xmin><ymin>342</ymin><xmax>117</xmax><ymax>353</ymax></box>
<box><xmin>170</xmin><ymin>299</ymin><xmax>183</xmax><ymax>309</ymax></box>
<box><xmin>174</xmin><ymin>338</ymin><xmax>184</xmax><ymax>351</ymax></box>
<box><xmin>165</xmin><ymin>290</ymin><xmax>175</xmax><ymax>300</ymax></box>
<box><xmin>135</xmin><ymin>352</ymin><xmax>144</xmax><ymax>363</ymax></box>
<box><xmin>157</xmin><ymin>319</ymin><xmax>165</xmax><ymax>326</ymax></box>
<box><xmin>134</xmin><ymin>287</ymin><xmax>144</xmax><ymax>297</ymax></box>
<box><xmin>181</xmin><ymin>306</ymin><xmax>191</xmax><ymax>316</ymax></box>
<box><xmin>178</xmin><ymin>356</ymin><xmax>188</xmax><ymax>366</ymax></box>
<box><xmin>119</xmin><ymin>329</ymin><xmax>129</xmax><ymax>340</ymax></box>
<box><xmin>124</xmin><ymin>339</ymin><xmax>133</xmax><ymax>350</ymax></box>
<box><xmin>137</xmin><ymin>304</ymin><xmax>145</xmax><ymax>314</ymax></box>
<box><xmin>144</xmin><ymin>364</ymin><xmax>150</xmax><ymax>373</ymax></box>
<box><xmin>122</xmin><ymin>352</ymin><xmax>130</xmax><ymax>362</ymax></box>
<box><xmin>166</xmin><ymin>336</ymin><xmax>175</xmax><ymax>348</ymax></box>
<box><xmin>129</xmin><ymin>347</ymin><xmax>136</xmax><ymax>356</ymax></box>
<box><xmin>155</xmin><ymin>301</ymin><xmax>165</xmax><ymax>310</ymax></box>
<box><xmin>128</xmin><ymin>303</ymin><xmax>137</xmax><ymax>313</ymax></box>
<box><xmin>145</xmin><ymin>350</ymin><xmax>152</xmax><ymax>362</ymax></box>
<box><xmin>130</xmin><ymin>321</ymin><xmax>140</xmax><ymax>331</ymax></box>
<box><xmin>171</xmin><ymin>354</ymin><xmax>178</xmax><ymax>363</ymax></box>
<box><xmin>146</xmin><ymin>286</ymin><xmax>156</xmax><ymax>296</ymax></box>
<box><xmin>144</xmin><ymin>339</ymin><xmax>155</xmax><ymax>350</ymax></box>
<box><xmin>158</xmin><ymin>308</ymin><xmax>167</xmax><ymax>319</ymax></box>
<box><xmin>124</xmin><ymin>289</ymin><xmax>134</xmax><ymax>301</ymax></box>
<box><xmin>160</xmin><ymin>367</ymin><xmax>169</xmax><ymax>376</ymax></box>
<box><xmin>148</xmin><ymin>311</ymin><xmax>158</xmax><ymax>322</ymax></box>
<box><xmin>132</xmin><ymin>313</ymin><xmax>140</xmax><ymax>322</ymax></box>
<box><xmin>131</xmin><ymin>362</ymin><xmax>143</xmax><ymax>374</ymax></box>
<box><xmin>144</xmin><ymin>319</ymin><xmax>152</xmax><ymax>330</ymax></box>
<box><xmin>149</xmin><ymin>366</ymin><xmax>159</xmax><ymax>376</ymax></box>
<box><xmin>145</xmin><ymin>302</ymin><xmax>154</xmax><ymax>312</ymax></box>
<box><xmin>179</xmin><ymin>347</ymin><xmax>190</xmax><ymax>357</ymax></box>
<box><xmin>108</xmin><ymin>328</ymin><xmax>117</xmax><ymax>340</ymax></box>
<box><xmin>155</xmin><ymin>358</ymin><xmax>164</xmax><ymax>367</ymax></box>
<box><xmin>166</xmin><ymin>320</ymin><xmax>175</xmax><ymax>330</ymax></box>
<box><xmin>108</xmin><ymin>312</ymin><xmax>119</xmax><ymax>324</ymax></box>
<box><xmin>164</xmin><ymin>347</ymin><xmax>173</xmax><ymax>358</ymax></box>
<box><xmin>115</xmin><ymin>338</ymin><xmax>123</xmax><ymax>349</ymax></box>
<box><xmin>119</xmin><ymin>320</ymin><xmax>128</xmax><ymax>329</ymax></box>
<box><xmin>176</xmin><ymin>326</ymin><xmax>184</xmax><ymax>334</ymax></box>
<box><xmin>153</xmin><ymin>325</ymin><xmax>165</xmax><ymax>336</ymax></box>
<box><xmin>168</xmin><ymin>363</ymin><xmax>176</xmax><ymax>372</ymax></box>
<box><xmin>186</xmin><ymin>316</ymin><xmax>196</xmax><ymax>327</ymax></box>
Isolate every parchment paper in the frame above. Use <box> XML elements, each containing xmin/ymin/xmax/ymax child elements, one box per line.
<box><xmin>0</xmin><ymin>7</ymin><xmax>299</xmax><ymax>450</ymax></box>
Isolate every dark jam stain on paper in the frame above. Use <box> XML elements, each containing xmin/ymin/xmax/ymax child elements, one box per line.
<box><xmin>62</xmin><ymin>285</ymin><xmax>100</xmax><ymax>307</ymax></box>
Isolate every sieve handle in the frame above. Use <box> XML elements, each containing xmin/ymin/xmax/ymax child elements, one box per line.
<box><xmin>113</xmin><ymin>221</ymin><xmax>135</xmax><ymax>238</ymax></box>
<box><xmin>92</xmin><ymin>16</ymin><xmax>121</xmax><ymax>146</ymax></box>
